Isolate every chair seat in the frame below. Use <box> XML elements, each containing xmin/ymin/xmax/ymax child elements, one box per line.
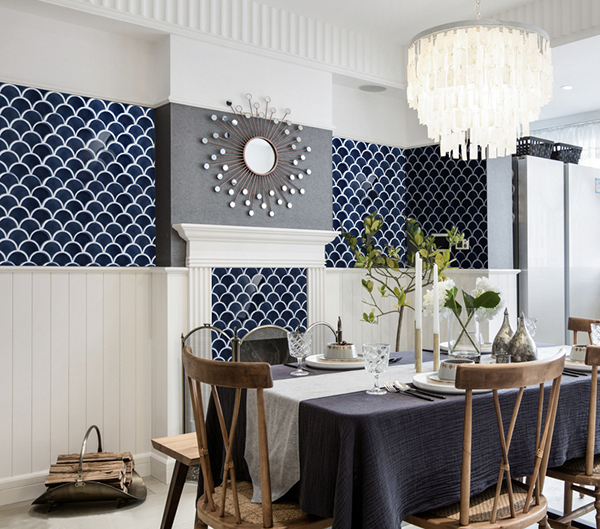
<box><xmin>550</xmin><ymin>453</ymin><xmax>600</xmax><ymax>475</ymax></box>
<box><xmin>411</xmin><ymin>480</ymin><xmax>541</xmax><ymax>526</ymax></box>
<box><xmin>198</xmin><ymin>480</ymin><xmax>330</xmax><ymax>528</ymax></box>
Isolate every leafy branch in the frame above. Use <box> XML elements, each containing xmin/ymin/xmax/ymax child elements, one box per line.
<box><xmin>343</xmin><ymin>211</ymin><xmax>464</xmax><ymax>351</ymax></box>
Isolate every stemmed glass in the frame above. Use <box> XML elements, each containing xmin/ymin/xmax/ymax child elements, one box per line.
<box><xmin>363</xmin><ymin>343</ymin><xmax>390</xmax><ymax>395</ymax></box>
<box><xmin>525</xmin><ymin>317</ymin><xmax>538</xmax><ymax>338</ymax></box>
<box><xmin>591</xmin><ymin>323</ymin><xmax>600</xmax><ymax>346</ymax></box>
<box><xmin>287</xmin><ymin>331</ymin><xmax>312</xmax><ymax>376</ymax></box>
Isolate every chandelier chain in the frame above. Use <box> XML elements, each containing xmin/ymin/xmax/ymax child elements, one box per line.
<box><xmin>475</xmin><ymin>0</ymin><xmax>481</xmax><ymax>20</ymax></box>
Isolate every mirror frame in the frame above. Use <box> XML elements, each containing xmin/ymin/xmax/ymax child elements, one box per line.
<box><xmin>202</xmin><ymin>96</ymin><xmax>312</xmax><ymax>218</ymax></box>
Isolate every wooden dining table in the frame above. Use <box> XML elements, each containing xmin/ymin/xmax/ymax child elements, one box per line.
<box><xmin>203</xmin><ymin>347</ymin><xmax>595</xmax><ymax>529</ymax></box>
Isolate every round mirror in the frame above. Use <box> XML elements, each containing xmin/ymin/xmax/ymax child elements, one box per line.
<box><xmin>244</xmin><ymin>137</ymin><xmax>277</xmax><ymax>175</ymax></box>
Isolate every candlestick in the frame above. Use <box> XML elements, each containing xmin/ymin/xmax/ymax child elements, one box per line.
<box><xmin>433</xmin><ymin>333</ymin><xmax>440</xmax><ymax>372</ymax></box>
<box><xmin>433</xmin><ymin>264</ymin><xmax>439</xmax><ymax>334</ymax></box>
<box><xmin>415</xmin><ymin>253</ymin><xmax>422</xmax><ymax>330</ymax></box>
<box><xmin>415</xmin><ymin>323</ymin><xmax>422</xmax><ymax>373</ymax></box>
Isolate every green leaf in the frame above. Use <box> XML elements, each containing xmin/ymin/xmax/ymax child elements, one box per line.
<box><xmin>444</xmin><ymin>287</ymin><xmax>462</xmax><ymax>317</ymax></box>
<box><xmin>419</xmin><ymin>249</ymin><xmax>428</xmax><ymax>258</ymax></box>
<box><xmin>462</xmin><ymin>291</ymin><xmax>475</xmax><ymax>314</ymax></box>
<box><xmin>361</xmin><ymin>279</ymin><xmax>374</xmax><ymax>293</ymax></box>
<box><xmin>473</xmin><ymin>291</ymin><xmax>501</xmax><ymax>309</ymax></box>
<box><xmin>378</xmin><ymin>285</ymin><xmax>387</xmax><ymax>296</ymax></box>
<box><xmin>414</xmin><ymin>233</ymin><xmax>423</xmax><ymax>246</ymax></box>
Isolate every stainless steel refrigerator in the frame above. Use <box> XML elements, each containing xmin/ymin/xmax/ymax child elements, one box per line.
<box><xmin>514</xmin><ymin>155</ymin><xmax>600</xmax><ymax>345</ymax></box>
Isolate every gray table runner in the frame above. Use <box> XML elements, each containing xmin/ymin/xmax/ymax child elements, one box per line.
<box><xmin>245</xmin><ymin>358</ymin><xmax>432</xmax><ymax>502</ymax></box>
<box><xmin>245</xmin><ymin>346</ymin><xmax>568</xmax><ymax>504</ymax></box>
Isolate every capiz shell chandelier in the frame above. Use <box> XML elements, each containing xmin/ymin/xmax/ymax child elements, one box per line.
<box><xmin>407</xmin><ymin>19</ymin><xmax>553</xmax><ymax>160</ymax></box>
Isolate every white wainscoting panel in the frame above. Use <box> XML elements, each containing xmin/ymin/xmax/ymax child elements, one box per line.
<box><xmin>0</xmin><ymin>267</ymin><xmax>156</xmax><ymax>506</ymax></box>
<box><xmin>323</xmin><ymin>268</ymin><xmax>518</xmax><ymax>353</ymax></box>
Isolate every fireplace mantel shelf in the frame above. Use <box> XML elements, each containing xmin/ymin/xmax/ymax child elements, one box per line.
<box><xmin>173</xmin><ymin>224</ymin><xmax>339</xmax><ymax>268</ymax></box>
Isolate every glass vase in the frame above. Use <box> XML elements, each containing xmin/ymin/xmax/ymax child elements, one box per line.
<box><xmin>448</xmin><ymin>313</ymin><xmax>481</xmax><ymax>361</ymax></box>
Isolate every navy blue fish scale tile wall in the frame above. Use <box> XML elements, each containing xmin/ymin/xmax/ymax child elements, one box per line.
<box><xmin>327</xmin><ymin>137</ymin><xmax>407</xmax><ymax>268</ymax></box>
<box><xmin>211</xmin><ymin>267</ymin><xmax>307</xmax><ymax>361</ymax></box>
<box><xmin>327</xmin><ymin>138</ymin><xmax>488</xmax><ymax>269</ymax></box>
<box><xmin>0</xmin><ymin>83</ymin><xmax>155</xmax><ymax>266</ymax></box>
<box><xmin>404</xmin><ymin>145</ymin><xmax>487</xmax><ymax>269</ymax></box>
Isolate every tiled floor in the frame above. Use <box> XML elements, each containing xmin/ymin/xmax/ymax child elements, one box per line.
<box><xmin>0</xmin><ymin>476</ymin><xmax>597</xmax><ymax>529</ymax></box>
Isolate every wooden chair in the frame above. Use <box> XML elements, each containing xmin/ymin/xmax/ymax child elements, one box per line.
<box><xmin>405</xmin><ymin>351</ymin><xmax>565</xmax><ymax>529</ymax></box>
<box><xmin>568</xmin><ymin>318</ymin><xmax>600</xmax><ymax>345</ymax></box>
<box><xmin>547</xmin><ymin>345</ymin><xmax>600</xmax><ymax>529</ymax></box>
<box><xmin>182</xmin><ymin>345</ymin><xmax>333</xmax><ymax>529</ymax></box>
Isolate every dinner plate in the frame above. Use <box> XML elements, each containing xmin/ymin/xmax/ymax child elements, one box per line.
<box><xmin>305</xmin><ymin>354</ymin><xmax>364</xmax><ymax>370</ymax></box>
<box><xmin>413</xmin><ymin>372</ymin><xmax>490</xmax><ymax>395</ymax></box>
<box><xmin>564</xmin><ymin>358</ymin><xmax>593</xmax><ymax>372</ymax></box>
<box><xmin>441</xmin><ymin>342</ymin><xmax>493</xmax><ymax>354</ymax></box>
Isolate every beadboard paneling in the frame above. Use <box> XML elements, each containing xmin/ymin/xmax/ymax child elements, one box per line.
<box><xmin>0</xmin><ymin>267</ymin><xmax>154</xmax><ymax>505</ymax></box>
<box><xmin>323</xmin><ymin>268</ymin><xmax>518</xmax><ymax>353</ymax></box>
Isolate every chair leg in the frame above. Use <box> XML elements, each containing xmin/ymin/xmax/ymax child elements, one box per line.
<box><xmin>595</xmin><ymin>486</ymin><xmax>600</xmax><ymax>529</ymax></box>
<box><xmin>565</xmin><ymin>482</ymin><xmax>573</xmax><ymax>522</ymax></box>
<box><xmin>540</xmin><ymin>514</ymin><xmax>549</xmax><ymax>529</ymax></box>
<box><xmin>160</xmin><ymin>460</ymin><xmax>190</xmax><ymax>529</ymax></box>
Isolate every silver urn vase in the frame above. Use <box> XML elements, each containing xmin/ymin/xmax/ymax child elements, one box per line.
<box><xmin>507</xmin><ymin>312</ymin><xmax>537</xmax><ymax>362</ymax></box>
<box><xmin>491</xmin><ymin>309</ymin><xmax>514</xmax><ymax>359</ymax></box>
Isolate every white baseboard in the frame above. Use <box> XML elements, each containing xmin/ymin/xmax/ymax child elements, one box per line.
<box><xmin>150</xmin><ymin>452</ymin><xmax>175</xmax><ymax>485</ymax></box>
<box><xmin>0</xmin><ymin>452</ymin><xmax>153</xmax><ymax>507</ymax></box>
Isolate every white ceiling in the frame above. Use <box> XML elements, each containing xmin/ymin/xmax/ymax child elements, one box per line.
<box><xmin>259</xmin><ymin>0</ymin><xmax>600</xmax><ymax>125</ymax></box>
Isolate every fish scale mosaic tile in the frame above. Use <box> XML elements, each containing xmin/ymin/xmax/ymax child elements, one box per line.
<box><xmin>327</xmin><ymin>137</ymin><xmax>407</xmax><ymax>268</ymax></box>
<box><xmin>0</xmin><ymin>82</ymin><xmax>155</xmax><ymax>266</ymax></box>
<box><xmin>404</xmin><ymin>145</ymin><xmax>487</xmax><ymax>269</ymax></box>
<box><xmin>327</xmin><ymin>138</ymin><xmax>488</xmax><ymax>269</ymax></box>
<box><xmin>211</xmin><ymin>267</ymin><xmax>307</xmax><ymax>361</ymax></box>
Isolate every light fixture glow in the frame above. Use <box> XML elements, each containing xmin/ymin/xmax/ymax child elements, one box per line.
<box><xmin>407</xmin><ymin>19</ymin><xmax>553</xmax><ymax>160</ymax></box>
<box><xmin>561</xmin><ymin>85</ymin><xmax>573</xmax><ymax>90</ymax></box>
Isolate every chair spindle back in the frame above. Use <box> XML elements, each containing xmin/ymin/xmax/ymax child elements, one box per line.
<box><xmin>182</xmin><ymin>346</ymin><xmax>274</xmax><ymax>527</ymax></box>
<box><xmin>568</xmin><ymin>317</ymin><xmax>600</xmax><ymax>345</ymax></box>
<box><xmin>454</xmin><ymin>351</ymin><xmax>566</xmax><ymax>526</ymax></box>
<box><xmin>584</xmin><ymin>346</ymin><xmax>600</xmax><ymax>476</ymax></box>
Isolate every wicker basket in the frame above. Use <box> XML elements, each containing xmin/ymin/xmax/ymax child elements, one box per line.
<box><xmin>516</xmin><ymin>136</ymin><xmax>554</xmax><ymax>159</ymax></box>
<box><xmin>551</xmin><ymin>143</ymin><xmax>582</xmax><ymax>164</ymax></box>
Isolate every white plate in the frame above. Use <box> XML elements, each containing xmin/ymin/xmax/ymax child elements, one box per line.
<box><xmin>413</xmin><ymin>372</ymin><xmax>491</xmax><ymax>395</ymax></box>
<box><xmin>441</xmin><ymin>342</ymin><xmax>493</xmax><ymax>354</ymax></box>
<box><xmin>305</xmin><ymin>354</ymin><xmax>364</xmax><ymax>370</ymax></box>
<box><xmin>564</xmin><ymin>358</ymin><xmax>593</xmax><ymax>372</ymax></box>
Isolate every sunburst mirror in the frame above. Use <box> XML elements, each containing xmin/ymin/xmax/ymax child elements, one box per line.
<box><xmin>202</xmin><ymin>94</ymin><xmax>311</xmax><ymax>217</ymax></box>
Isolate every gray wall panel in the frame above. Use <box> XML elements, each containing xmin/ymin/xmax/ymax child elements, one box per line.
<box><xmin>155</xmin><ymin>103</ymin><xmax>333</xmax><ymax>266</ymax></box>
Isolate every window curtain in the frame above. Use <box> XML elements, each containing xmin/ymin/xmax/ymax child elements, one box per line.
<box><xmin>535</xmin><ymin>121</ymin><xmax>600</xmax><ymax>169</ymax></box>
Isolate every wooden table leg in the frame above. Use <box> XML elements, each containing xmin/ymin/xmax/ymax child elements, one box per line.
<box><xmin>160</xmin><ymin>460</ymin><xmax>190</xmax><ymax>529</ymax></box>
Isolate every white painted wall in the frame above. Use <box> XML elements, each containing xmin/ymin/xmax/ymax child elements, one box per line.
<box><xmin>0</xmin><ymin>6</ymin><xmax>168</xmax><ymax>106</ymax></box>
<box><xmin>332</xmin><ymin>83</ymin><xmax>406</xmax><ymax>147</ymax></box>
<box><xmin>169</xmin><ymin>34</ymin><xmax>334</xmax><ymax>129</ymax></box>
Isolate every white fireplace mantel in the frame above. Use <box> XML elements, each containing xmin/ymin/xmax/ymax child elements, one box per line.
<box><xmin>173</xmin><ymin>224</ymin><xmax>339</xmax><ymax>268</ymax></box>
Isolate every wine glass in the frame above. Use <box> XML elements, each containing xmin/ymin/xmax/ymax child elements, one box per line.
<box><xmin>591</xmin><ymin>323</ymin><xmax>600</xmax><ymax>346</ymax></box>
<box><xmin>286</xmin><ymin>331</ymin><xmax>312</xmax><ymax>376</ymax></box>
<box><xmin>524</xmin><ymin>317</ymin><xmax>538</xmax><ymax>338</ymax></box>
<box><xmin>363</xmin><ymin>343</ymin><xmax>390</xmax><ymax>395</ymax></box>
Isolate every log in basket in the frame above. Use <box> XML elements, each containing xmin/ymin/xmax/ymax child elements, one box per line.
<box><xmin>33</xmin><ymin>425</ymin><xmax>147</xmax><ymax>505</ymax></box>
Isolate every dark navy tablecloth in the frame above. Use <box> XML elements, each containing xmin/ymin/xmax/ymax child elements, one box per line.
<box><xmin>204</xmin><ymin>351</ymin><xmax>595</xmax><ymax>529</ymax></box>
